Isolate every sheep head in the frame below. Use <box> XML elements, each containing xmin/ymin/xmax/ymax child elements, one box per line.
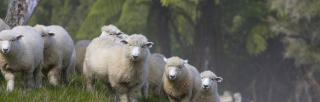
<box><xmin>33</xmin><ymin>25</ymin><xmax>54</xmax><ymax>49</ymax></box>
<box><xmin>0</xmin><ymin>30</ymin><xmax>23</xmax><ymax>55</ymax></box>
<box><xmin>100</xmin><ymin>24</ymin><xmax>125</xmax><ymax>39</ymax></box>
<box><xmin>120</xmin><ymin>34</ymin><xmax>153</xmax><ymax>61</ymax></box>
<box><xmin>200</xmin><ymin>71</ymin><xmax>223</xmax><ymax>91</ymax></box>
<box><xmin>163</xmin><ymin>56</ymin><xmax>188</xmax><ymax>81</ymax></box>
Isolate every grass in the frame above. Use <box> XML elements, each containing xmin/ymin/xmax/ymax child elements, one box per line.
<box><xmin>0</xmin><ymin>75</ymin><xmax>168</xmax><ymax>102</ymax></box>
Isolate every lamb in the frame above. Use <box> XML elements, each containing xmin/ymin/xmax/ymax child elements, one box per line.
<box><xmin>75</xmin><ymin>40</ymin><xmax>91</xmax><ymax>74</ymax></box>
<box><xmin>83</xmin><ymin>34</ymin><xmax>153</xmax><ymax>102</ymax></box>
<box><xmin>162</xmin><ymin>56</ymin><xmax>201</xmax><ymax>102</ymax></box>
<box><xmin>33</xmin><ymin>24</ymin><xmax>76</xmax><ymax>86</ymax></box>
<box><xmin>141</xmin><ymin>53</ymin><xmax>166</xmax><ymax>96</ymax></box>
<box><xmin>195</xmin><ymin>71</ymin><xmax>223</xmax><ymax>102</ymax></box>
<box><xmin>0</xmin><ymin>26</ymin><xmax>44</xmax><ymax>92</ymax></box>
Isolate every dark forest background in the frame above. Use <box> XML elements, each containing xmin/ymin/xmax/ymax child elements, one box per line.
<box><xmin>1</xmin><ymin>0</ymin><xmax>320</xmax><ymax>102</ymax></box>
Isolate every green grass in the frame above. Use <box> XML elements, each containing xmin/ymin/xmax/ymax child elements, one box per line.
<box><xmin>0</xmin><ymin>75</ymin><xmax>168</xmax><ymax>102</ymax></box>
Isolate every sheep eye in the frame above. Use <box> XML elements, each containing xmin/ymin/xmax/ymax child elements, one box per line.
<box><xmin>141</xmin><ymin>45</ymin><xmax>147</xmax><ymax>48</ymax></box>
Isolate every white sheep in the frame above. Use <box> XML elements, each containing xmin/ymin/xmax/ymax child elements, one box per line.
<box><xmin>83</xmin><ymin>34</ymin><xmax>153</xmax><ymax>102</ymax></box>
<box><xmin>0</xmin><ymin>26</ymin><xmax>44</xmax><ymax>92</ymax></box>
<box><xmin>75</xmin><ymin>40</ymin><xmax>91</xmax><ymax>74</ymax></box>
<box><xmin>220</xmin><ymin>91</ymin><xmax>233</xmax><ymax>102</ymax></box>
<box><xmin>33</xmin><ymin>24</ymin><xmax>76</xmax><ymax>86</ymax></box>
<box><xmin>162</xmin><ymin>56</ymin><xmax>201</xmax><ymax>102</ymax></box>
<box><xmin>141</xmin><ymin>53</ymin><xmax>166</xmax><ymax>96</ymax></box>
<box><xmin>195</xmin><ymin>71</ymin><xmax>223</xmax><ymax>102</ymax></box>
<box><xmin>99</xmin><ymin>24</ymin><xmax>128</xmax><ymax>42</ymax></box>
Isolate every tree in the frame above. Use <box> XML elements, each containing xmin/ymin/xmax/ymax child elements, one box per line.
<box><xmin>269</xmin><ymin>0</ymin><xmax>320</xmax><ymax>101</ymax></box>
<box><xmin>4</xmin><ymin>0</ymin><xmax>39</xmax><ymax>28</ymax></box>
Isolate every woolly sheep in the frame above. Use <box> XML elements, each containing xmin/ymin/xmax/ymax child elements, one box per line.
<box><xmin>195</xmin><ymin>71</ymin><xmax>223</xmax><ymax>102</ymax></box>
<box><xmin>83</xmin><ymin>34</ymin><xmax>153</xmax><ymax>102</ymax></box>
<box><xmin>75</xmin><ymin>40</ymin><xmax>91</xmax><ymax>74</ymax></box>
<box><xmin>141</xmin><ymin>53</ymin><xmax>166</xmax><ymax>96</ymax></box>
<box><xmin>220</xmin><ymin>91</ymin><xmax>243</xmax><ymax>102</ymax></box>
<box><xmin>162</xmin><ymin>56</ymin><xmax>201</xmax><ymax>102</ymax></box>
<box><xmin>0</xmin><ymin>26</ymin><xmax>44</xmax><ymax>92</ymax></box>
<box><xmin>220</xmin><ymin>91</ymin><xmax>233</xmax><ymax>102</ymax></box>
<box><xmin>33</xmin><ymin>24</ymin><xmax>75</xmax><ymax>86</ymax></box>
<box><xmin>99</xmin><ymin>24</ymin><xmax>128</xmax><ymax>42</ymax></box>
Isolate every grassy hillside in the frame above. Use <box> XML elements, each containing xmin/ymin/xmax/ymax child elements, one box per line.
<box><xmin>0</xmin><ymin>75</ymin><xmax>168</xmax><ymax>102</ymax></box>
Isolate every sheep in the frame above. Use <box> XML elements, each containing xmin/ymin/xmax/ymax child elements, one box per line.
<box><xmin>220</xmin><ymin>91</ymin><xmax>243</xmax><ymax>102</ymax></box>
<box><xmin>162</xmin><ymin>56</ymin><xmax>201</xmax><ymax>102</ymax></box>
<box><xmin>195</xmin><ymin>71</ymin><xmax>223</xmax><ymax>102</ymax></box>
<box><xmin>0</xmin><ymin>26</ymin><xmax>44</xmax><ymax>92</ymax></box>
<box><xmin>33</xmin><ymin>24</ymin><xmax>75</xmax><ymax>86</ymax></box>
<box><xmin>233</xmin><ymin>92</ymin><xmax>242</xmax><ymax>102</ymax></box>
<box><xmin>83</xmin><ymin>34</ymin><xmax>153</xmax><ymax>102</ymax></box>
<box><xmin>99</xmin><ymin>24</ymin><xmax>128</xmax><ymax>42</ymax></box>
<box><xmin>220</xmin><ymin>91</ymin><xmax>233</xmax><ymax>102</ymax></box>
<box><xmin>141</xmin><ymin>53</ymin><xmax>166</xmax><ymax>97</ymax></box>
<box><xmin>75</xmin><ymin>40</ymin><xmax>91</xmax><ymax>74</ymax></box>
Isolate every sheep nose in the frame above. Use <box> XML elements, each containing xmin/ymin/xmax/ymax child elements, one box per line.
<box><xmin>203</xmin><ymin>85</ymin><xmax>209</xmax><ymax>89</ymax></box>
<box><xmin>2</xmin><ymin>48</ymin><xmax>8</xmax><ymax>53</ymax></box>
<box><xmin>132</xmin><ymin>55</ymin><xmax>138</xmax><ymax>59</ymax></box>
<box><xmin>169</xmin><ymin>75</ymin><xmax>176</xmax><ymax>80</ymax></box>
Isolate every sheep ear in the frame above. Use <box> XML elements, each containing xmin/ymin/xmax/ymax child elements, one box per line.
<box><xmin>163</xmin><ymin>57</ymin><xmax>168</xmax><ymax>63</ymax></box>
<box><xmin>48</xmin><ymin>31</ymin><xmax>55</xmax><ymax>36</ymax></box>
<box><xmin>120</xmin><ymin>40</ymin><xmax>128</xmax><ymax>44</ymax></box>
<box><xmin>16</xmin><ymin>35</ymin><xmax>23</xmax><ymax>40</ymax></box>
<box><xmin>215</xmin><ymin>77</ymin><xmax>223</xmax><ymax>83</ymax></box>
<box><xmin>41</xmin><ymin>33</ymin><xmax>46</xmax><ymax>37</ymax></box>
<box><xmin>116</xmin><ymin>32</ymin><xmax>123</xmax><ymax>35</ymax></box>
<box><xmin>145</xmin><ymin>42</ymin><xmax>153</xmax><ymax>48</ymax></box>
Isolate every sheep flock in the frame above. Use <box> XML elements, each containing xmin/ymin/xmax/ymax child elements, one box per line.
<box><xmin>0</xmin><ymin>24</ymin><xmax>241</xmax><ymax>102</ymax></box>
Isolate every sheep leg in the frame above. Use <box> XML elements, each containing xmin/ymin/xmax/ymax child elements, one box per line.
<box><xmin>106</xmin><ymin>82</ymin><xmax>119</xmax><ymax>102</ymax></box>
<box><xmin>168</xmin><ymin>96</ymin><xmax>178</xmax><ymax>102</ymax></box>
<box><xmin>84</xmin><ymin>73</ymin><xmax>95</xmax><ymax>91</ymax></box>
<box><xmin>48</xmin><ymin>67</ymin><xmax>60</xmax><ymax>86</ymax></box>
<box><xmin>119</xmin><ymin>93</ymin><xmax>129</xmax><ymax>102</ymax></box>
<box><xmin>33</xmin><ymin>64</ymin><xmax>42</xmax><ymax>88</ymax></box>
<box><xmin>141</xmin><ymin>82</ymin><xmax>149</xmax><ymax>98</ymax></box>
<box><xmin>61</xmin><ymin>66</ymin><xmax>69</xmax><ymax>85</ymax></box>
<box><xmin>2</xmin><ymin>71</ymin><xmax>15</xmax><ymax>92</ymax></box>
<box><xmin>23</xmin><ymin>70</ymin><xmax>35</xmax><ymax>89</ymax></box>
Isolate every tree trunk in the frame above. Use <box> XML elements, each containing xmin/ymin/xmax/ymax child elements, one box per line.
<box><xmin>147</xmin><ymin>0</ymin><xmax>171</xmax><ymax>56</ymax></box>
<box><xmin>4</xmin><ymin>0</ymin><xmax>39</xmax><ymax>28</ymax></box>
<box><xmin>193</xmin><ymin>0</ymin><xmax>223</xmax><ymax>71</ymax></box>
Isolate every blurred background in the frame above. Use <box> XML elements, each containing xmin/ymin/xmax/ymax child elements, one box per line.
<box><xmin>1</xmin><ymin>0</ymin><xmax>320</xmax><ymax>102</ymax></box>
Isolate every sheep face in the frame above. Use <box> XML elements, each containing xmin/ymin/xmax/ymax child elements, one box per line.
<box><xmin>164</xmin><ymin>57</ymin><xmax>188</xmax><ymax>81</ymax></box>
<box><xmin>121</xmin><ymin>34</ymin><xmax>153</xmax><ymax>61</ymax></box>
<box><xmin>34</xmin><ymin>25</ymin><xmax>54</xmax><ymax>48</ymax></box>
<box><xmin>200</xmin><ymin>71</ymin><xmax>223</xmax><ymax>91</ymax></box>
<box><xmin>0</xmin><ymin>31</ymin><xmax>23</xmax><ymax>55</ymax></box>
<box><xmin>40</xmin><ymin>31</ymin><xmax>55</xmax><ymax>49</ymax></box>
